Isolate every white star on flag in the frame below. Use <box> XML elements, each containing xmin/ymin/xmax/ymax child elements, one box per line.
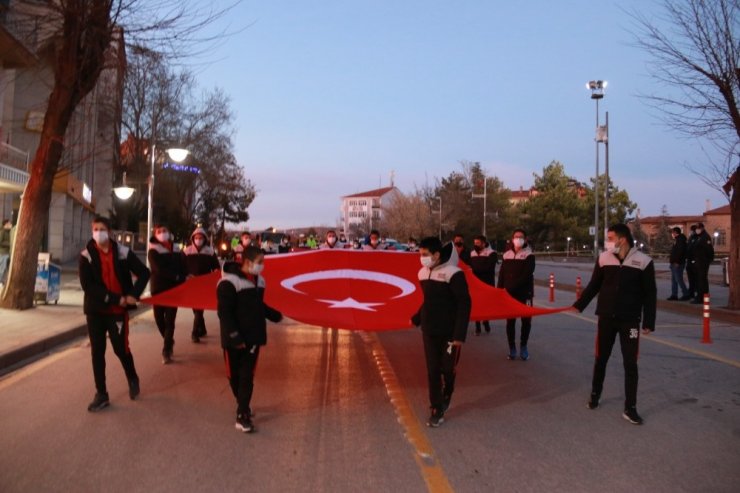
<box><xmin>316</xmin><ymin>297</ymin><xmax>384</xmax><ymax>311</ymax></box>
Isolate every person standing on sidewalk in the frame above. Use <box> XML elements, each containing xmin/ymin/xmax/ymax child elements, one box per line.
<box><xmin>0</xmin><ymin>219</ymin><xmax>11</xmax><ymax>286</ymax></box>
<box><xmin>685</xmin><ymin>224</ymin><xmax>698</xmax><ymax>300</ymax></box>
<box><xmin>690</xmin><ymin>222</ymin><xmax>714</xmax><ymax>305</ymax></box>
<box><xmin>572</xmin><ymin>223</ymin><xmax>656</xmax><ymax>425</ymax></box>
<box><xmin>667</xmin><ymin>227</ymin><xmax>690</xmax><ymax>301</ymax></box>
<box><xmin>79</xmin><ymin>216</ymin><xmax>150</xmax><ymax>412</ymax></box>
<box><xmin>217</xmin><ymin>246</ymin><xmax>283</xmax><ymax>433</ymax></box>
<box><xmin>148</xmin><ymin>224</ymin><xmax>186</xmax><ymax>364</ymax></box>
<box><xmin>183</xmin><ymin>226</ymin><xmax>220</xmax><ymax>343</ymax></box>
<box><xmin>498</xmin><ymin>229</ymin><xmax>535</xmax><ymax>360</ymax></box>
<box><xmin>469</xmin><ymin>235</ymin><xmax>497</xmax><ymax>335</ymax></box>
<box><xmin>411</xmin><ymin>237</ymin><xmax>471</xmax><ymax>427</ymax></box>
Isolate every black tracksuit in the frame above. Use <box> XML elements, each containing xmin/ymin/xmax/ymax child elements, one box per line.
<box><xmin>148</xmin><ymin>238</ymin><xmax>187</xmax><ymax>356</ymax></box>
<box><xmin>470</xmin><ymin>246</ymin><xmax>497</xmax><ymax>333</ymax></box>
<box><xmin>497</xmin><ymin>246</ymin><xmax>535</xmax><ymax>349</ymax></box>
<box><xmin>686</xmin><ymin>232</ymin><xmax>698</xmax><ymax>297</ymax></box>
<box><xmin>411</xmin><ymin>244</ymin><xmax>471</xmax><ymax>414</ymax></box>
<box><xmin>79</xmin><ymin>240</ymin><xmax>150</xmax><ymax>396</ymax></box>
<box><xmin>217</xmin><ymin>262</ymin><xmax>282</xmax><ymax>416</ymax></box>
<box><xmin>690</xmin><ymin>231</ymin><xmax>714</xmax><ymax>302</ymax></box>
<box><xmin>573</xmin><ymin>247</ymin><xmax>657</xmax><ymax>409</ymax></box>
<box><xmin>183</xmin><ymin>228</ymin><xmax>220</xmax><ymax>337</ymax></box>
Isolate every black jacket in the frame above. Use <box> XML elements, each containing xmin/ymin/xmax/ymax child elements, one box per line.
<box><xmin>79</xmin><ymin>240</ymin><xmax>150</xmax><ymax>315</ymax></box>
<box><xmin>469</xmin><ymin>247</ymin><xmax>497</xmax><ymax>286</ymax></box>
<box><xmin>497</xmin><ymin>246</ymin><xmax>535</xmax><ymax>301</ymax></box>
<box><xmin>411</xmin><ymin>243</ymin><xmax>471</xmax><ymax>341</ymax></box>
<box><xmin>669</xmin><ymin>233</ymin><xmax>687</xmax><ymax>265</ymax></box>
<box><xmin>573</xmin><ymin>247</ymin><xmax>657</xmax><ymax>330</ymax></box>
<box><xmin>182</xmin><ymin>227</ymin><xmax>220</xmax><ymax>276</ymax></box>
<box><xmin>217</xmin><ymin>262</ymin><xmax>282</xmax><ymax>348</ymax></box>
<box><xmin>691</xmin><ymin>231</ymin><xmax>714</xmax><ymax>265</ymax></box>
<box><xmin>148</xmin><ymin>237</ymin><xmax>187</xmax><ymax>294</ymax></box>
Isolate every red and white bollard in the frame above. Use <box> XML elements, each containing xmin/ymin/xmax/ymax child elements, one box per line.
<box><xmin>701</xmin><ymin>294</ymin><xmax>712</xmax><ymax>344</ymax></box>
<box><xmin>576</xmin><ymin>276</ymin><xmax>582</xmax><ymax>299</ymax></box>
<box><xmin>549</xmin><ymin>273</ymin><xmax>555</xmax><ymax>303</ymax></box>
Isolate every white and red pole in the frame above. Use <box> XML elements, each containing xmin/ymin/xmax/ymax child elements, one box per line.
<box><xmin>549</xmin><ymin>273</ymin><xmax>555</xmax><ymax>303</ymax></box>
<box><xmin>576</xmin><ymin>276</ymin><xmax>582</xmax><ymax>299</ymax></box>
<box><xmin>701</xmin><ymin>294</ymin><xmax>712</xmax><ymax>344</ymax></box>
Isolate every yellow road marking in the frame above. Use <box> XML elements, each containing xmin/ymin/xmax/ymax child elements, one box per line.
<box><xmin>359</xmin><ymin>331</ymin><xmax>454</xmax><ymax>493</ymax></box>
<box><xmin>544</xmin><ymin>304</ymin><xmax>740</xmax><ymax>369</ymax></box>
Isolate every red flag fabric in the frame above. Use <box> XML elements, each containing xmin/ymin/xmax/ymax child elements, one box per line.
<box><xmin>142</xmin><ymin>250</ymin><xmax>567</xmax><ymax>331</ymax></box>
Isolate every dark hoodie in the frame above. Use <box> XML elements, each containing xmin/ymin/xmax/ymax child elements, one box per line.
<box><xmin>148</xmin><ymin>235</ymin><xmax>186</xmax><ymax>295</ymax></box>
<box><xmin>217</xmin><ymin>262</ymin><xmax>282</xmax><ymax>348</ymax></box>
<box><xmin>411</xmin><ymin>243</ymin><xmax>471</xmax><ymax>341</ymax></box>
<box><xmin>182</xmin><ymin>227</ymin><xmax>220</xmax><ymax>276</ymax></box>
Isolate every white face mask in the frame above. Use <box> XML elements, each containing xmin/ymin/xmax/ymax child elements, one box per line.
<box><xmin>604</xmin><ymin>241</ymin><xmax>617</xmax><ymax>253</ymax></box>
<box><xmin>92</xmin><ymin>230</ymin><xmax>109</xmax><ymax>245</ymax></box>
<box><xmin>512</xmin><ymin>238</ymin><xmax>525</xmax><ymax>248</ymax></box>
<box><xmin>328</xmin><ymin>236</ymin><xmax>337</xmax><ymax>245</ymax></box>
<box><xmin>194</xmin><ymin>238</ymin><xmax>204</xmax><ymax>247</ymax></box>
<box><xmin>695</xmin><ymin>229</ymin><xmax>703</xmax><ymax>235</ymax></box>
<box><xmin>156</xmin><ymin>232</ymin><xmax>170</xmax><ymax>243</ymax></box>
<box><xmin>249</xmin><ymin>263</ymin><xmax>264</xmax><ymax>275</ymax></box>
<box><xmin>420</xmin><ymin>256</ymin><xmax>435</xmax><ymax>268</ymax></box>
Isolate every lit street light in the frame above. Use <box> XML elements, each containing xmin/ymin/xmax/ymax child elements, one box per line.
<box><xmin>566</xmin><ymin>236</ymin><xmax>571</xmax><ymax>257</ymax></box>
<box><xmin>113</xmin><ymin>171</ymin><xmax>135</xmax><ymax>200</ymax></box>
<box><xmin>146</xmin><ymin>144</ymin><xmax>188</xmax><ymax>261</ymax></box>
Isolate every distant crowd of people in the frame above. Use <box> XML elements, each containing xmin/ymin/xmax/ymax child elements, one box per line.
<box><xmin>666</xmin><ymin>222</ymin><xmax>715</xmax><ymax>304</ymax></box>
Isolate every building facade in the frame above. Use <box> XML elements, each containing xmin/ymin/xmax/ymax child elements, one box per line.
<box><xmin>0</xmin><ymin>1</ymin><xmax>125</xmax><ymax>263</ymax></box>
<box><xmin>340</xmin><ymin>186</ymin><xmax>400</xmax><ymax>239</ymax></box>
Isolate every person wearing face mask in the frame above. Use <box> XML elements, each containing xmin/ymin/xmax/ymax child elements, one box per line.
<box><xmin>217</xmin><ymin>246</ymin><xmax>283</xmax><ymax>433</ymax></box>
<box><xmin>407</xmin><ymin>237</ymin><xmax>419</xmax><ymax>252</ymax></box>
<box><xmin>278</xmin><ymin>236</ymin><xmax>291</xmax><ymax>253</ymax></box>
<box><xmin>148</xmin><ymin>224</ymin><xmax>187</xmax><ymax>364</ymax></box>
<box><xmin>319</xmin><ymin>230</ymin><xmax>343</xmax><ymax>249</ymax></box>
<box><xmin>79</xmin><ymin>216</ymin><xmax>150</xmax><ymax>412</ymax></box>
<box><xmin>233</xmin><ymin>232</ymin><xmax>253</xmax><ymax>263</ymax></box>
<box><xmin>183</xmin><ymin>227</ymin><xmax>221</xmax><ymax>342</ymax></box>
<box><xmin>498</xmin><ymin>229</ymin><xmax>535</xmax><ymax>360</ymax></box>
<box><xmin>469</xmin><ymin>235</ymin><xmax>498</xmax><ymax>335</ymax></box>
<box><xmin>362</xmin><ymin>229</ymin><xmax>386</xmax><ymax>250</ymax></box>
<box><xmin>667</xmin><ymin>227</ymin><xmax>689</xmax><ymax>301</ymax></box>
<box><xmin>452</xmin><ymin>233</ymin><xmax>471</xmax><ymax>265</ymax></box>
<box><xmin>572</xmin><ymin>223</ymin><xmax>656</xmax><ymax>425</ymax></box>
<box><xmin>411</xmin><ymin>237</ymin><xmax>471</xmax><ymax>427</ymax></box>
<box><xmin>689</xmin><ymin>222</ymin><xmax>714</xmax><ymax>304</ymax></box>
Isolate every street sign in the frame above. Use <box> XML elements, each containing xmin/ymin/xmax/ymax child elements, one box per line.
<box><xmin>589</xmin><ymin>226</ymin><xmax>596</xmax><ymax>236</ymax></box>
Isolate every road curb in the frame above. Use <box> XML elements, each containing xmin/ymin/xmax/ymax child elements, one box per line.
<box><xmin>534</xmin><ymin>279</ymin><xmax>740</xmax><ymax>325</ymax></box>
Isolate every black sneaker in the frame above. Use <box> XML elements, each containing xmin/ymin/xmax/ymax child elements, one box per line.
<box><xmin>128</xmin><ymin>378</ymin><xmax>140</xmax><ymax>400</ymax></box>
<box><xmin>666</xmin><ymin>295</ymin><xmax>678</xmax><ymax>301</ymax></box>
<box><xmin>191</xmin><ymin>333</ymin><xmax>200</xmax><ymax>343</ymax></box>
<box><xmin>235</xmin><ymin>414</ymin><xmax>255</xmax><ymax>433</ymax></box>
<box><xmin>587</xmin><ymin>392</ymin><xmax>600</xmax><ymax>410</ymax></box>
<box><xmin>87</xmin><ymin>392</ymin><xmax>110</xmax><ymax>412</ymax></box>
<box><xmin>623</xmin><ymin>407</ymin><xmax>643</xmax><ymax>425</ymax></box>
<box><xmin>427</xmin><ymin>408</ymin><xmax>445</xmax><ymax>427</ymax></box>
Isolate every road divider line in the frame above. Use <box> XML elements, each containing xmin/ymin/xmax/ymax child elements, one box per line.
<box><xmin>359</xmin><ymin>331</ymin><xmax>454</xmax><ymax>493</ymax></box>
<box><xmin>540</xmin><ymin>302</ymin><xmax>740</xmax><ymax>369</ymax></box>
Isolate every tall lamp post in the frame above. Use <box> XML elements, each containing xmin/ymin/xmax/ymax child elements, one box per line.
<box><xmin>471</xmin><ymin>171</ymin><xmax>487</xmax><ymax>236</ymax></box>
<box><xmin>567</xmin><ymin>236</ymin><xmax>571</xmax><ymax>257</ymax></box>
<box><xmin>146</xmin><ymin>143</ymin><xmax>188</xmax><ymax>254</ymax></box>
<box><xmin>587</xmin><ymin>80</ymin><xmax>607</xmax><ymax>258</ymax></box>
<box><xmin>433</xmin><ymin>196</ymin><xmax>442</xmax><ymax>240</ymax></box>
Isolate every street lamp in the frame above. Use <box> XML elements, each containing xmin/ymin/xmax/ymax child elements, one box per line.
<box><xmin>433</xmin><ymin>196</ymin><xmax>442</xmax><ymax>240</ymax></box>
<box><xmin>587</xmin><ymin>79</ymin><xmax>607</xmax><ymax>259</ymax></box>
<box><xmin>471</xmin><ymin>169</ymin><xmax>487</xmax><ymax>236</ymax></box>
<box><xmin>113</xmin><ymin>171</ymin><xmax>135</xmax><ymax>200</ymax></box>
<box><xmin>146</xmin><ymin>144</ymin><xmax>188</xmax><ymax>251</ymax></box>
<box><xmin>567</xmin><ymin>236</ymin><xmax>571</xmax><ymax>257</ymax></box>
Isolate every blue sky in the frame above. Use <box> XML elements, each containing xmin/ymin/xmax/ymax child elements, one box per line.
<box><xmin>193</xmin><ymin>0</ymin><xmax>730</xmax><ymax>230</ymax></box>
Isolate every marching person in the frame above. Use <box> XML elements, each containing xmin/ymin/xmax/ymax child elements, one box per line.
<box><xmin>469</xmin><ymin>235</ymin><xmax>497</xmax><ymax>335</ymax></box>
<box><xmin>233</xmin><ymin>232</ymin><xmax>253</xmax><ymax>263</ymax></box>
<box><xmin>411</xmin><ymin>237</ymin><xmax>471</xmax><ymax>427</ymax></box>
<box><xmin>217</xmin><ymin>246</ymin><xmax>283</xmax><ymax>433</ymax></box>
<box><xmin>183</xmin><ymin>226</ymin><xmax>220</xmax><ymax>342</ymax></box>
<box><xmin>148</xmin><ymin>224</ymin><xmax>187</xmax><ymax>364</ymax></box>
<box><xmin>452</xmin><ymin>233</ymin><xmax>471</xmax><ymax>265</ymax></box>
<box><xmin>319</xmin><ymin>229</ymin><xmax>343</xmax><ymax>249</ymax></box>
<box><xmin>690</xmin><ymin>222</ymin><xmax>714</xmax><ymax>304</ymax></box>
<box><xmin>572</xmin><ymin>223</ymin><xmax>656</xmax><ymax>425</ymax></box>
<box><xmin>667</xmin><ymin>227</ymin><xmax>689</xmax><ymax>301</ymax></box>
<box><xmin>363</xmin><ymin>230</ymin><xmax>385</xmax><ymax>250</ymax></box>
<box><xmin>498</xmin><ymin>229</ymin><xmax>535</xmax><ymax>360</ymax></box>
<box><xmin>79</xmin><ymin>216</ymin><xmax>150</xmax><ymax>412</ymax></box>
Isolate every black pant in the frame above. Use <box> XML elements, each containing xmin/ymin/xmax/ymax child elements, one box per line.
<box><xmin>224</xmin><ymin>346</ymin><xmax>260</xmax><ymax>416</ymax></box>
<box><xmin>153</xmin><ymin>306</ymin><xmax>178</xmax><ymax>353</ymax></box>
<box><xmin>192</xmin><ymin>309</ymin><xmax>206</xmax><ymax>336</ymax></box>
<box><xmin>592</xmin><ymin>318</ymin><xmax>640</xmax><ymax>409</ymax></box>
<box><xmin>474</xmin><ymin>320</ymin><xmax>491</xmax><ymax>332</ymax></box>
<box><xmin>87</xmin><ymin>313</ymin><xmax>138</xmax><ymax>395</ymax></box>
<box><xmin>693</xmin><ymin>261</ymin><xmax>710</xmax><ymax>300</ymax></box>
<box><xmin>505</xmin><ymin>295</ymin><xmax>532</xmax><ymax>348</ymax></box>
<box><xmin>686</xmin><ymin>261</ymin><xmax>697</xmax><ymax>297</ymax></box>
<box><xmin>422</xmin><ymin>333</ymin><xmax>461</xmax><ymax>412</ymax></box>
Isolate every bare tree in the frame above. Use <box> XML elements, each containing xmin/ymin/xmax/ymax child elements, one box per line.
<box><xmin>629</xmin><ymin>0</ymin><xmax>740</xmax><ymax>308</ymax></box>
<box><xmin>380</xmin><ymin>189</ymin><xmax>437</xmax><ymax>241</ymax></box>
<box><xmin>1</xmin><ymin>0</ymin><xmax>237</xmax><ymax>309</ymax></box>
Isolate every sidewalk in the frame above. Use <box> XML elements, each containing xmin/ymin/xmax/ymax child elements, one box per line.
<box><xmin>1</xmin><ymin>257</ymin><xmax>737</xmax><ymax>374</ymax></box>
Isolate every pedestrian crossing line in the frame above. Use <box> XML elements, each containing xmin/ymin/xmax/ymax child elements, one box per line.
<box><xmin>538</xmin><ymin>303</ymin><xmax>740</xmax><ymax>369</ymax></box>
<box><xmin>359</xmin><ymin>331</ymin><xmax>454</xmax><ymax>493</ymax></box>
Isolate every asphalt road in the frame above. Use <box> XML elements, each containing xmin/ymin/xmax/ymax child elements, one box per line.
<box><xmin>1</xmin><ymin>285</ymin><xmax>739</xmax><ymax>492</ymax></box>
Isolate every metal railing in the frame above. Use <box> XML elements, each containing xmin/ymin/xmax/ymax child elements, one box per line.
<box><xmin>0</xmin><ymin>141</ymin><xmax>30</xmax><ymax>172</ymax></box>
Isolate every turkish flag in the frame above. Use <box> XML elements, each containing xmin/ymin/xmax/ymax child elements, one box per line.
<box><xmin>142</xmin><ymin>250</ymin><xmax>567</xmax><ymax>331</ymax></box>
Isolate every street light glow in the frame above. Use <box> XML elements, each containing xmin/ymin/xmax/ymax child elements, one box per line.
<box><xmin>166</xmin><ymin>148</ymin><xmax>189</xmax><ymax>162</ymax></box>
